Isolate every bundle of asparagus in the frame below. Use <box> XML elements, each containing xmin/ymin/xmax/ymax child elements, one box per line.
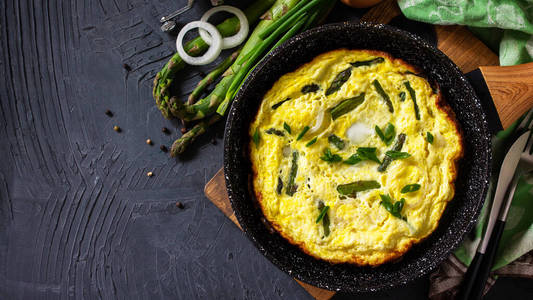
<box><xmin>152</xmin><ymin>0</ymin><xmax>335</xmax><ymax>156</ymax></box>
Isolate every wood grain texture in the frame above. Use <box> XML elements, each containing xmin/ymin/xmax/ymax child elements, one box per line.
<box><xmin>361</xmin><ymin>0</ymin><xmax>499</xmax><ymax>73</ymax></box>
<box><xmin>480</xmin><ymin>63</ymin><xmax>533</xmax><ymax>129</ymax></box>
<box><xmin>435</xmin><ymin>25</ymin><xmax>499</xmax><ymax>73</ymax></box>
<box><xmin>205</xmin><ymin>169</ymin><xmax>240</xmax><ymax>228</ymax></box>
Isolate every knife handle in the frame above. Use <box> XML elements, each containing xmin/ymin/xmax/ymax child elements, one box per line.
<box><xmin>457</xmin><ymin>219</ymin><xmax>506</xmax><ymax>300</ymax></box>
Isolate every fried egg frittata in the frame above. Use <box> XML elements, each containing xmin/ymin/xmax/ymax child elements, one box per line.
<box><xmin>249</xmin><ymin>49</ymin><xmax>463</xmax><ymax>266</ymax></box>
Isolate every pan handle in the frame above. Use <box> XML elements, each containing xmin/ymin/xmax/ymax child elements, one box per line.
<box><xmin>479</xmin><ymin>62</ymin><xmax>533</xmax><ymax>129</ymax></box>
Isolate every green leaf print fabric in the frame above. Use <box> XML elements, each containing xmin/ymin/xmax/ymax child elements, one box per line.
<box><xmin>398</xmin><ymin>0</ymin><xmax>533</xmax><ymax>65</ymax></box>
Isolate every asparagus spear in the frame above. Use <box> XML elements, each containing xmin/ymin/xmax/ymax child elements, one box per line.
<box><xmin>325</xmin><ymin>67</ymin><xmax>352</xmax><ymax>96</ymax></box>
<box><xmin>187</xmin><ymin>48</ymin><xmax>241</xmax><ymax>105</ymax></box>
<box><xmin>404</xmin><ymin>81</ymin><xmax>420</xmax><ymax>120</ymax></box>
<box><xmin>372</xmin><ymin>79</ymin><xmax>393</xmax><ymax>113</ymax></box>
<box><xmin>217</xmin><ymin>10</ymin><xmax>308</xmax><ymax>115</ymax></box>
<box><xmin>223</xmin><ymin>11</ymin><xmax>313</xmax><ymax>108</ymax></box>
<box><xmin>169</xmin><ymin>0</ymin><xmax>334</xmax><ymax>154</ymax></box>
<box><xmin>153</xmin><ymin>0</ymin><xmax>275</xmax><ymax>118</ymax></box>
<box><xmin>350</xmin><ymin>57</ymin><xmax>384</xmax><ymax>67</ymax></box>
<box><xmin>378</xmin><ymin>133</ymin><xmax>407</xmax><ymax>172</ymax></box>
<box><xmin>329</xmin><ymin>93</ymin><xmax>366</xmax><ymax>120</ymax></box>
<box><xmin>337</xmin><ymin>180</ymin><xmax>381</xmax><ymax>197</ymax></box>
<box><xmin>170</xmin><ymin>115</ymin><xmax>222</xmax><ymax>157</ymax></box>
<box><xmin>219</xmin><ymin>0</ymin><xmax>335</xmax><ymax>115</ymax></box>
<box><xmin>170</xmin><ymin>0</ymin><xmax>302</xmax><ymax>121</ymax></box>
<box><xmin>259</xmin><ymin>0</ymin><xmax>323</xmax><ymax>39</ymax></box>
<box><xmin>286</xmin><ymin>151</ymin><xmax>299</xmax><ymax>196</ymax></box>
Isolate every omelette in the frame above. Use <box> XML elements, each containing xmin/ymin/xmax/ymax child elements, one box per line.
<box><xmin>248</xmin><ymin>49</ymin><xmax>463</xmax><ymax>266</ymax></box>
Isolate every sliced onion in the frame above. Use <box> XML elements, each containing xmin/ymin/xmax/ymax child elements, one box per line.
<box><xmin>176</xmin><ymin>21</ymin><xmax>222</xmax><ymax>65</ymax></box>
<box><xmin>308</xmin><ymin>110</ymin><xmax>325</xmax><ymax>135</ymax></box>
<box><xmin>199</xmin><ymin>5</ymin><xmax>249</xmax><ymax>49</ymax></box>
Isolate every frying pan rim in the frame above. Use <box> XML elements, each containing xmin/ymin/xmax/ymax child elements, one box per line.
<box><xmin>223</xmin><ymin>21</ymin><xmax>491</xmax><ymax>293</ymax></box>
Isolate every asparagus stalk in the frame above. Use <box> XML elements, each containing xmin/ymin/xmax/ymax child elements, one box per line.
<box><xmin>258</xmin><ymin>0</ymin><xmax>323</xmax><ymax>39</ymax></box>
<box><xmin>224</xmin><ymin>15</ymin><xmax>311</xmax><ymax>105</ymax></box>
<box><xmin>169</xmin><ymin>0</ymin><xmax>334</xmax><ymax>154</ymax></box>
<box><xmin>217</xmin><ymin>13</ymin><xmax>309</xmax><ymax>115</ymax></box>
<box><xmin>153</xmin><ymin>0</ymin><xmax>275</xmax><ymax>118</ymax></box>
<box><xmin>170</xmin><ymin>115</ymin><xmax>222</xmax><ymax>157</ymax></box>
<box><xmin>187</xmin><ymin>48</ymin><xmax>241</xmax><ymax>105</ymax></box>
<box><xmin>218</xmin><ymin>0</ymin><xmax>335</xmax><ymax>115</ymax></box>
<box><xmin>168</xmin><ymin>0</ymin><xmax>301</xmax><ymax>121</ymax></box>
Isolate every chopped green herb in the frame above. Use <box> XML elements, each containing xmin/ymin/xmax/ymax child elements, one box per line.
<box><xmin>271</xmin><ymin>97</ymin><xmax>290</xmax><ymax>110</ymax></box>
<box><xmin>316</xmin><ymin>205</ymin><xmax>330</xmax><ymax>223</ymax></box>
<box><xmin>265</xmin><ymin>128</ymin><xmax>285</xmax><ymax>137</ymax></box>
<box><xmin>252</xmin><ymin>128</ymin><xmax>260</xmax><ymax>147</ymax></box>
<box><xmin>380</xmin><ymin>194</ymin><xmax>407</xmax><ymax>221</ymax></box>
<box><xmin>283</xmin><ymin>122</ymin><xmax>291</xmax><ymax>134</ymax></box>
<box><xmin>426</xmin><ymin>132</ymin><xmax>434</xmax><ymax>144</ymax></box>
<box><xmin>357</xmin><ymin>147</ymin><xmax>381</xmax><ymax>164</ymax></box>
<box><xmin>343</xmin><ymin>147</ymin><xmax>381</xmax><ymax>165</ymax></box>
<box><xmin>305</xmin><ymin>137</ymin><xmax>318</xmax><ymax>147</ymax></box>
<box><xmin>296</xmin><ymin>126</ymin><xmax>310</xmax><ymax>141</ymax></box>
<box><xmin>320</xmin><ymin>148</ymin><xmax>342</xmax><ymax>163</ymax></box>
<box><xmin>378</xmin><ymin>133</ymin><xmax>406</xmax><ymax>172</ymax></box>
<box><xmin>343</xmin><ymin>154</ymin><xmax>363</xmax><ymax>165</ymax></box>
<box><xmin>322</xmin><ymin>212</ymin><xmax>330</xmax><ymax>236</ymax></box>
<box><xmin>317</xmin><ymin>202</ymin><xmax>330</xmax><ymax>237</ymax></box>
<box><xmin>350</xmin><ymin>57</ymin><xmax>384</xmax><ymax>67</ymax></box>
<box><xmin>337</xmin><ymin>180</ymin><xmax>381</xmax><ymax>197</ymax></box>
<box><xmin>372</xmin><ymin>79</ymin><xmax>394</xmax><ymax>113</ymax></box>
<box><xmin>276</xmin><ymin>176</ymin><xmax>283</xmax><ymax>195</ymax></box>
<box><xmin>401</xmin><ymin>184</ymin><xmax>421</xmax><ymax>193</ymax></box>
<box><xmin>404</xmin><ymin>81</ymin><xmax>420</xmax><ymax>120</ymax></box>
<box><xmin>325</xmin><ymin>67</ymin><xmax>352</xmax><ymax>96</ymax></box>
<box><xmin>329</xmin><ymin>93</ymin><xmax>365</xmax><ymax>120</ymax></box>
<box><xmin>375</xmin><ymin>123</ymin><xmax>396</xmax><ymax>146</ymax></box>
<box><xmin>286</xmin><ymin>151</ymin><xmax>299</xmax><ymax>196</ymax></box>
<box><xmin>399</xmin><ymin>91</ymin><xmax>406</xmax><ymax>102</ymax></box>
<box><xmin>385</xmin><ymin>150</ymin><xmax>411</xmax><ymax>159</ymax></box>
<box><xmin>301</xmin><ymin>83</ymin><xmax>320</xmax><ymax>94</ymax></box>
<box><xmin>328</xmin><ymin>134</ymin><xmax>345</xmax><ymax>150</ymax></box>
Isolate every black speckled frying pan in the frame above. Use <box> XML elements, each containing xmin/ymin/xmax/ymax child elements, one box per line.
<box><xmin>223</xmin><ymin>22</ymin><xmax>491</xmax><ymax>293</ymax></box>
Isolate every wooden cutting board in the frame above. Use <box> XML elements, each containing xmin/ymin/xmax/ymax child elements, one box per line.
<box><xmin>203</xmin><ymin>0</ymin><xmax>530</xmax><ymax>299</ymax></box>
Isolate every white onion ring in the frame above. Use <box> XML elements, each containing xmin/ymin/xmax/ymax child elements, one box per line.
<box><xmin>176</xmin><ymin>21</ymin><xmax>222</xmax><ymax>65</ymax></box>
<box><xmin>308</xmin><ymin>110</ymin><xmax>325</xmax><ymax>135</ymax></box>
<box><xmin>199</xmin><ymin>5</ymin><xmax>249</xmax><ymax>49</ymax></box>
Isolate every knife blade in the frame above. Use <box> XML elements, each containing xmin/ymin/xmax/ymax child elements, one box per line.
<box><xmin>479</xmin><ymin>131</ymin><xmax>530</xmax><ymax>254</ymax></box>
<box><xmin>458</xmin><ymin>131</ymin><xmax>530</xmax><ymax>300</ymax></box>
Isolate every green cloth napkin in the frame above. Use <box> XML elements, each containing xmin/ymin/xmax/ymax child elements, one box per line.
<box><xmin>454</xmin><ymin>119</ymin><xmax>533</xmax><ymax>271</ymax></box>
<box><xmin>397</xmin><ymin>0</ymin><xmax>533</xmax><ymax>270</ymax></box>
<box><xmin>398</xmin><ymin>0</ymin><xmax>533</xmax><ymax>66</ymax></box>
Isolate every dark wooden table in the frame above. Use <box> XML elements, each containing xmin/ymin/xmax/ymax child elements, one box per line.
<box><xmin>1</xmin><ymin>0</ymin><xmax>533</xmax><ymax>299</ymax></box>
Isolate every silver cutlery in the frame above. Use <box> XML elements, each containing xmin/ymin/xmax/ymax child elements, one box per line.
<box><xmin>458</xmin><ymin>108</ymin><xmax>533</xmax><ymax>300</ymax></box>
